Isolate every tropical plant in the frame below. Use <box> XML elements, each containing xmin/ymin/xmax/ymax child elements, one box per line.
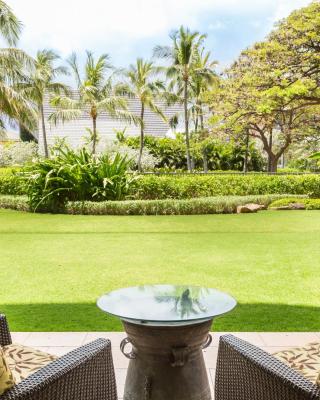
<box><xmin>121</xmin><ymin>58</ymin><xmax>166</xmax><ymax>171</ymax></box>
<box><xmin>0</xmin><ymin>1</ymin><xmax>36</xmax><ymax>135</ymax></box>
<box><xmin>19</xmin><ymin>49</ymin><xmax>69</xmax><ymax>157</ymax></box>
<box><xmin>190</xmin><ymin>48</ymin><xmax>218</xmax><ymax>132</ymax></box>
<box><xmin>22</xmin><ymin>144</ymin><xmax>136</xmax><ymax>212</ymax></box>
<box><xmin>0</xmin><ymin>141</ymin><xmax>38</xmax><ymax>166</ymax></box>
<box><xmin>154</xmin><ymin>26</ymin><xmax>207</xmax><ymax>171</ymax></box>
<box><xmin>49</xmin><ymin>51</ymin><xmax>138</xmax><ymax>154</ymax></box>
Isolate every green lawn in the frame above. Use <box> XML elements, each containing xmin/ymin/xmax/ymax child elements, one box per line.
<box><xmin>1</xmin><ymin>209</ymin><xmax>319</xmax><ymax>332</ymax></box>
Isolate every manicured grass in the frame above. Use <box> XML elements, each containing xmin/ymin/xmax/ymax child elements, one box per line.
<box><xmin>1</xmin><ymin>209</ymin><xmax>319</xmax><ymax>332</ymax></box>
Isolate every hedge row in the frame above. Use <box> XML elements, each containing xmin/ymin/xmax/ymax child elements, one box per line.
<box><xmin>0</xmin><ymin>194</ymin><xmax>305</xmax><ymax>215</ymax></box>
<box><xmin>1</xmin><ymin>170</ymin><xmax>320</xmax><ymax>200</ymax></box>
<box><xmin>0</xmin><ymin>195</ymin><xmax>29</xmax><ymax>211</ymax></box>
<box><xmin>131</xmin><ymin>174</ymin><xmax>320</xmax><ymax>199</ymax></box>
<box><xmin>0</xmin><ymin>172</ymin><xmax>25</xmax><ymax>195</ymax></box>
<box><xmin>269</xmin><ymin>197</ymin><xmax>320</xmax><ymax>210</ymax></box>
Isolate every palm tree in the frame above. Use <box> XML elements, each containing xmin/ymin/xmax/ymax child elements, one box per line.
<box><xmin>0</xmin><ymin>1</ymin><xmax>36</xmax><ymax>136</ymax></box>
<box><xmin>122</xmin><ymin>58</ymin><xmax>166</xmax><ymax>172</ymax></box>
<box><xmin>50</xmin><ymin>51</ymin><xmax>137</xmax><ymax>154</ymax></box>
<box><xmin>19</xmin><ymin>50</ymin><xmax>69</xmax><ymax>157</ymax></box>
<box><xmin>154</xmin><ymin>26</ymin><xmax>206</xmax><ymax>171</ymax></box>
<box><xmin>190</xmin><ymin>48</ymin><xmax>218</xmax><ymax>133</ymax></box>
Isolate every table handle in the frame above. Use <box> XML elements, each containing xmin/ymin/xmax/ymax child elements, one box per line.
<box><xmin>120</xmin><ymin>337</ymin><xmax>136</xmax><ymax>359</ymax></box>
<box><xmin>202</xmin><ymin>334</ymin><xmax>212</xmax><ymax>349</ymax></box>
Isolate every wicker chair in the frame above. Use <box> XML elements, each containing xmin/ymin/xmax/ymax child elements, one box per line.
<box><xmin>215</xmin><ymin>334</ymin><xmax>320</xmax><ymax>400</ymax></box>
<box><xmin>0</xmin><ymin>314</ymin><xmax>118</xmax><ymax>400</ymax></box>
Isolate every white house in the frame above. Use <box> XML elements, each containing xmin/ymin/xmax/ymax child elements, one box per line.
<box><xmin>38</xmin><ymin>94</ymin><xmax>184</xmax><ymax>151</ymax></box>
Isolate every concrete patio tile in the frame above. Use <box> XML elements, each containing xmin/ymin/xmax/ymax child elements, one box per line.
<box><xmin>209</xmin><ymin>369</ymin><xmax>216</xmax><ymax>397</ymax></box>
<box><xmin>210</xmin><ymin>332</ymin><xmax>265</xmax><ymax>347</ymax></box>
<box><xmin>24</xmin><ymin>332</ymin><xmax>87</xmax><ymax>347</ymax></box>
<box><xmin>10</xmin><ymin>332</ymin><xmax>32</xmax><ymax>345</ymax></box>
<box><xmin>47</xmin><ymin>346</ymin><xmax>78</xmax><ymax>357</ymax></box>
<box><xmin>83</xmin><ymin>331</ymin><xmax>126</xmax><ymax>345</ymax></box>
<box><xmin>260</xmin><ymin>332</ymin><xmax>319</xmax><ymax>347</ymax></box>
<box><xmin>203</xmin><ymin>346</ymin><xmax>218</xmax><ymax>368</ymax></box>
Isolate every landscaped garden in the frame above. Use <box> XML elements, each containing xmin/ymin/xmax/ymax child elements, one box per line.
<box><xmin>1</xmin><ymin>208</ymin><xmax>319</xmax><ymax>332</ymax></box>
<box><xmin>0</xmin><ymin>0</ymin><xmax>319</xmax><ymax>335</ymax></box>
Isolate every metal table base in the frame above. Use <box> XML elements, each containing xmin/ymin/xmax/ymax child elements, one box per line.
<box><xmin>121</xmin><ymin>319</ymin><xmax>213</xmax><ymax>400</ymax></box>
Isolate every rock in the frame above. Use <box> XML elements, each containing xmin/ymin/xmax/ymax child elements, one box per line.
<box><xmin>290</xmin><ymin>202</ymin><xmax>306</xmax><ymax>210</ymax></box>
<box><xmin>271</xmin><ymin>202</ymin><xmax>306</xmax><ymax>211</ymax></box>
<box><xmin>237</xmin><ymin>203</ymin><xmax>266</xmax><ymax>213</ymax></box>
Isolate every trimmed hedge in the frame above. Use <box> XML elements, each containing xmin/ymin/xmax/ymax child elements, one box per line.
<box><xmin>0</xmin><ymin>194</ymin><xmax>305</xmax><ymax>215</ymax></box>
<box><xmin>269</xmin><ymin>197</ymin><xmax>320</xmax><ymax>210</ymax></box>
<box><xmin>131</xmin><ymin>174</ymin><xmax>320</xmax><ymax>199</ymax></box>
<box><xmin>0</xmin><ymin>195</ymin><xmax>29</xmax><ymax>211</ymax></box>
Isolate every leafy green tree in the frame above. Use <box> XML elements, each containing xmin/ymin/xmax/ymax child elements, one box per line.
<box><xmin>121</xmin><ymin>58</ymin><xmax>165</xmax><ymax>172</ymax></box>
<box><xmin>19</xmin><ymin>50</ymin><xmax>69</xmax><ymax>157</ymax></box>
<box><xmin>0</xmin><ymin>1</ymin><xmax>36</xmax><ymax>136</ymax></box>
<box><xmin>50</xmin><ymin>51</ymin><xmax>137</xmax><ymax>154</ymax></box>
<box><xmin>154</xmin><ymin>26</ymin><xmax>207</xmax><ymax>171</ymax></box>
<box><xmin>212</xmin><ymin>1</ymin><xmax>320</xmax><ymax>172</ymax></box>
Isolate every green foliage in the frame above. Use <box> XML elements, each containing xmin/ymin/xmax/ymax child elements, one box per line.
<box><xmin>125</xmin><ymin>135</ymin><xmax>264</xmax><ymax>171</ymax></box>
<box><xmin>0</xmin><ymin>195</ymin><xmax>29</xmax><ymax>211</ymax></box>
<box><xmin>22</xmin><ymin>145</ymin><xmax>136</xmax><ymax>212</ymax></box>
<box><xmin>0</xmin><ymin>168</ymin><xmax>25</xmax><ymax>195</ymax></box>
<box><xmin>67</xmin><ymin>194</ymin><xmax>297</xmax><ymax>216</ymax></box>
<box><xmin>269</xmin><ymin>197</ymin><xmax>320</xmax><ymax>210</ymax></box>
<box><xmin>131</xmin><ymin>174</ymin><xmax>320</xmax><ymax>200</ymax></box>
<box><xmin>0</xmin><ymin>194</ymin><xmax>297</xmax><ymax>216</ymax></box>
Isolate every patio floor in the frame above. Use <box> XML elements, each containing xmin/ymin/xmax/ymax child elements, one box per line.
<box><xmin>11</xmin><ymin>331</ymin><xmax>320</xmax><ymax>399</ymax></box>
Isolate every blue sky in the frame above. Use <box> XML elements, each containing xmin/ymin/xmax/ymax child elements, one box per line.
<box><xmin>8</xmin><ymin>0</ymin><xmax>311</xmax><ymax>72</ymax></box>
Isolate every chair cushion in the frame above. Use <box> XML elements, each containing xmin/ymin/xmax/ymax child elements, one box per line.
<box><xmin>0</xmin><ymin>347</ymin><xmax>15</xmax><ymax>395</ymax></box>
<box><xmin>273</xmin><ymin>342</ymin><xmax>320</xmax><ymax>385</ymax></box>
<box><xmin>2</xmin><ymin>344</ymin><xmax>57</xmax><ymax>384</ymax></box>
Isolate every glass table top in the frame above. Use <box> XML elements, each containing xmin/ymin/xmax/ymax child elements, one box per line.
<box><xmin>97</xmin><ymin>285</ymin><xmax>236</xmax><ymax>326</ymax></box>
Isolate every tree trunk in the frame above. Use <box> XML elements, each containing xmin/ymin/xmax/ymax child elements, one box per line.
<box><xmin>138</xmin><ymin>103</ymin><xmax>145</xmax><ymax>173</ymax></box>
<box><xmin>243</xmin><ymin>130</ymin><xmax>249</xmax><ymax>173</ymax></box>
<box><xmin>269</xmin><ymin>155</ymin><xmax>278</xmax><ymax>173</ymax></box>
<box><xmin>184</xmin><ymin>79</ymin><xmax>192</xmax><ymax>172</ymax></box>
<box><xmin>199</xmin><ymin>102</ymin><xmax>204</xmax><ymax>131</ymax></box>
<box><xmin>267</xmin><ymin>130</ymin><xmax>273</xmax><ymax>172</ymax></box>
<box><xmin>92</xmin><ymin>116</ymin><xmax>97</xmax><ymax>154</ymax></box>
<box><xmin>40</xmin><ymin>104</ymin><xmax>49</xmax><ymax>158</ymax></box>
<box><xmin>203</xmin><ymin>150</ymin><xmax>208</xmax><ymax>173</ymax></box>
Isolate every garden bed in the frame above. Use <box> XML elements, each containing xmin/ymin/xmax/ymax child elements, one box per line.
<box><xmin>0</xmin><ymin>194</ymin><xmax>306</xmax><ymax>215</ymax></box>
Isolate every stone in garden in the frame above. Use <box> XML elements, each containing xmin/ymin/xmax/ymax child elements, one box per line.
<box><xmin>271</xmin><ymin>202</ymin><xmax>306</xmax><ymax>211</ymax></box>
<box><xmin>237</xmin><ymin>203</ymin><xmax>265</xmax><ymax>213</ymax></box>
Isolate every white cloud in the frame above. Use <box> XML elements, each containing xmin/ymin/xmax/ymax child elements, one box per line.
<box><xmin>7</xmin><ymin>0</ymin><xmax>311</xmax><ymax>58</ymax></box>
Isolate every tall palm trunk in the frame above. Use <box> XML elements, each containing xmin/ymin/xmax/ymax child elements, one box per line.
<box><xmin>184</xmin><ymin>79</ymin><xmax>192</xmax><ymax>172</ymax></box>
<box><xmin>138</xmin><ymin>102</ymin><xmax>145</xmax><ymax>173</ymax></box>
<box><xmin>40</xmin><ymin>103</ymin><xmax>49</xmax><ymax>158</ymax></box>
<box><xmin>199</xmin><ymin>102</ymin><xmax>204</xmax><ymax>131</ymax></box>
<box><xmin>92</xmin><ymin>115</ymin><xmax>97</xmax><ymax>154</ymax></box>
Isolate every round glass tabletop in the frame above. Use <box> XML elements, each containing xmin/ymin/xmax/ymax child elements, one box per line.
<box><xmin>97</xmin><ymin>285</ymin><xmax>236</xmax><ymax>326</ymax></box>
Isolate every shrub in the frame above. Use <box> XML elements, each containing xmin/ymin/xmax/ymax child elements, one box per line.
<box><xmin>0</xmin><ymin>142</ymin><xmax>38</xmax><ymax>167</ymax></box>
<box><xmin>22</xmin><ymin>145</ymin><xmax>137</xmax><ymax>212</ymax></box>
<box><xmin>269</xmin><ymin>197</ymin><xmax>320</xmax><ymax>210</ymax></box>
<box><xmin>0</xmin><ymin>194</ymin><xmax>306</xmax><ymax>215</ymax></box>
<box><xmin>101</xmin><ymin>141</ymin><xmax>158</xmax><ymax>171</ymax></box>
<box><xmin>130</xmin><ymin>174</ymin><xmax>320</xmax><ymax>200</ymax></box>
<box><xmin>125</xmin><ymin>135</ymin><xmax>265</xmax><ymax>171</ymax></box>
<box><xmin>65</xmin><ymin>195</ymin><xmax>297</xmax><ymax>215</ymax></box>
<box><xmin>0</xmin><ymin>169</ymin><xmax>25</xmax><ymax>195</ymax></box>
<box><xmin>0</xmin><ymin>195</ymin><xmax>29</xmax><ymax>211</ymax></box>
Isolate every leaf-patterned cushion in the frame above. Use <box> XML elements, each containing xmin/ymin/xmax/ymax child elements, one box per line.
<box><xmin>0</xmin><ymin>347</ymin><xmax>15</xmax><ymax>395</ymax></box>
<box><xmin>2</xmin><ymin>344</ymin><xmax>57</xmax><ymax>384</ymax></box>
<box><xmin>273</xmin><ymin>342</ymin><xmax>320</xmax><ymax>385</ymax></box>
